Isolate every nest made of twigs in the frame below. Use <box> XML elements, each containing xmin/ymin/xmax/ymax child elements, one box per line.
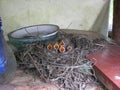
<box><xmin>15</xmin><ymin>31</ymin><xmax>107</xmax><ymax>90</ymax></box>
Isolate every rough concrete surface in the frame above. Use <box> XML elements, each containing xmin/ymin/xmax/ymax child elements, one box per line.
<box><xmin>0</xmin><ymin>69</ymin><xmax>103</xmax><ymax>90</ymax></box>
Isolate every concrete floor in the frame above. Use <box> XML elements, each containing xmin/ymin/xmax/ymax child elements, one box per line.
<box><xmin>0</xmin><ymin>69</ymin><xmax>103</xmax><ymax>90</ymax></box>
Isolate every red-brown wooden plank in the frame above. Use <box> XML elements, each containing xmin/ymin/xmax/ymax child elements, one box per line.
<box><xmin>87</xmin><ymin>44</ymin><xmax>120</xmax><ymax>90</ymax></box>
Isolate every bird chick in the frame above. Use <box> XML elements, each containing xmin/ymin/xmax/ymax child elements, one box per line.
<box><xmin>59</xmin><ymin>38</ymin><xmax>71</xmax><ymax>47</ymax></box>
<box><xmin>54</xmin><ymin>43</ymin><xmax>59</xmax><ymax>50</ymax></box>
<box><xmin>59</xmin><ymin>46</ymin><xmax>65</xmax><ymax>53</ymax></box>
<box><xmin>47</xmin><ymin>44</ymin><xmax>52</xmax><ymax>51</ymax></box>
<box><xmin>59</xmin><ymin>40</ymin><xmax>65</xmax><ymax>46</ymax></box>
<box><xmin>66</xmin><ymin>45</ymin><xmax>73</xmax><ymax>51</ymax></box>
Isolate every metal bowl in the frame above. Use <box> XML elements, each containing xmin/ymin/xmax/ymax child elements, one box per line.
<box><xmin>8</xmin><ymin>24</ymin><xmax>59</xmax><ymax>49</ymax></box>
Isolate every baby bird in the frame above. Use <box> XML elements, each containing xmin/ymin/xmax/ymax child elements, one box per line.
<box><xmin>59</xmin><ymin>45</ymin><xmax>65</xmax><ymax>53</ymax></box>
<box><xmin>53</xmin><ymin>43</ymin><xmax>59</xmax><ymax>50</ymax></box>
<box><xmin>59</xmin><ymin>40</ymin><xmax>65</xmax><ymax>46</ymax></box>
<box><xmin>59</xmin><ymin>38</ymin><xmax>70</xmax><ymax>47</ymax></box>
<box><xmin>47</xmin><ymin>44</ymin><xmax>52</xmax><ymax>51</ymax></box>
<box><xmin>66</xmin><ymin>45</ymin><xmax>73</xmax><ymax>51</ymax></box>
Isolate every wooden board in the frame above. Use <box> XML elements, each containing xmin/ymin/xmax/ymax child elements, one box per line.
<box><xmin>87</xmin><ymin>44</ymin><xmax>120</xmax><ymax>90</ymax></box>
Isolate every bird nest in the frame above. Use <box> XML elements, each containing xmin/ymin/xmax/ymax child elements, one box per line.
<box><xmin>15</xmin><ymin>31</ymin><xmax>107</xmax><ymax>90</ymax></box>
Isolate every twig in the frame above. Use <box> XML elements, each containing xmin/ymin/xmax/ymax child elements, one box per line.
<box><xmin>28</xmin><ymin>53</ymin><xmax>47</xmax><ymax>82</ymax></box>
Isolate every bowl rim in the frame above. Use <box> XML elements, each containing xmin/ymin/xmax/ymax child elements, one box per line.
<box><xmin>8</xmin><ymin>24</ymin><xmax>59</xmax><ymax>40</ymax></box>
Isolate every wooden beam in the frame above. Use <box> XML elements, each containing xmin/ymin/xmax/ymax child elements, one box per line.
<box><xmin>112</xmin><ymin>0</ymin><xmax>120</xmax><ymax>43</ymax></box>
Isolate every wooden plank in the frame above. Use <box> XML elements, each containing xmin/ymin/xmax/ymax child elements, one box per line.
<box><xmin>87</xmin><ymin>44</ymin><xmax>120</xmax><ymax>90</ymax></box>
